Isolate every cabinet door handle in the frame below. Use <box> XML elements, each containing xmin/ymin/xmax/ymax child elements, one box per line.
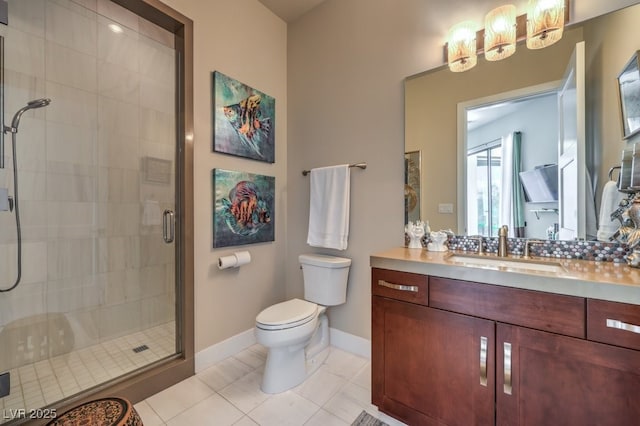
<box><xmin>377</xmin><ymin>280</ymin><xmax>418</xmax><ymax>292</ymax></box>
<box><xmin>480</xmin><ymin>336</ymin><xmax>488</xmax><ymax>387</ymax></box>
<box><xmin>503</xmin><ymin>342</ymin><xmax>512</xmax><ymax>395</ymax></box>
<box><xmin>607</xmin><ymin>319</ymin><xmax>640</xmax><ymax>334</ymax></box>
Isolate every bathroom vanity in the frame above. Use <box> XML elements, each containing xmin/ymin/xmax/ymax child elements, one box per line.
<box><xmin>370</xmin><ymin>248</ymin><xmax>640</xmax><ymax>426</ymax></box>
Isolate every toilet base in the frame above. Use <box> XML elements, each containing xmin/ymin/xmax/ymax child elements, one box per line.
<box><xmin>260</xmin><ymin>311</ymin><xmax>330</xmax><ymax>394</ymax></box>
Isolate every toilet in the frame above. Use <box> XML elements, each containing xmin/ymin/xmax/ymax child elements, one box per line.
<box><xmin>255</xmin><ymin>253</ymin><xmax>351</xmax><ymax>393</ymax></box>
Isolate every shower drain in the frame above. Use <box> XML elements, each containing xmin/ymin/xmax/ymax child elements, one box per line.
<box><xmin>132</xmin><ymin>344</ymin><xmax>150</xmax><ymax>353</ymax></box>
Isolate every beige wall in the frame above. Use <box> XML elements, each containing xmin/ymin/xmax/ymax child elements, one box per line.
<box><xmin>584</xmin><ymin>5</ymin><xmax>640</xmax><ymax>206</ymax></box>
<box><xmin>160</xmin><ymin>0</ymin><xmax>287</xmax><ymax>352</ymax></box>
<box><xmin>286</xmin><ymin>0</ymin><xmax>427</xmax><ymax>340</ymax></box>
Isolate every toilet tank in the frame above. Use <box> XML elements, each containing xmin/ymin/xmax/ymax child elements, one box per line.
<box><xmin>299</xmin><ymin>254</ymin><xmax>351</xmax><ymax>306</ymax></box>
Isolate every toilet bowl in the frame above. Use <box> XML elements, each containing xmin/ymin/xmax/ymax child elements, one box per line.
<box><xmin>255</xmin><ymin>254</ymin><xmax>351</xmax><ymax>394</ymax></box>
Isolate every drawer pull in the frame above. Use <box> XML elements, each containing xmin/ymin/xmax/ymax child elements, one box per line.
<box><xmin>480</xmin><ymin>336</ymin><xmax>488</xmax><ymax>387</ymax></box>
<box><xmin>606</xmin><ymin>319</ymin><xmax>640</xmax><ymax>334</ymax></box>
<box><xmin>504</xmin><ymin>342</ymin><xmax>512</xmax><ymax>395</ymax></box>
<box><xmin>377</xmin><ymin>280</ymin><xmax>418</xmax><ymax>292</ymax></box>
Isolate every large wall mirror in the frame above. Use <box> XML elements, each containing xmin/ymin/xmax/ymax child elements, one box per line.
<box><xmin>405</xmin><ymin>3</ymin><xmax>640</xmax><ymax>241</ymax></box>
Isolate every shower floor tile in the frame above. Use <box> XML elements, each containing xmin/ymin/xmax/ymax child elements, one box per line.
<box><xmin>0</xmin><ymin>321</ymin><xmax>175</xmax><ymax>424</ymax></box>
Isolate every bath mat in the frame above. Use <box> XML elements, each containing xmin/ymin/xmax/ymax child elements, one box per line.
<box><xmin>351</xmin><ymin>410</ymin><xmax>389</xmax><ymax>426</ymax></box>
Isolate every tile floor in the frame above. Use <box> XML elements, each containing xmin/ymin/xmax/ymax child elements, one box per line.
<box><xmin>135</xmin><ymin>345</ymin><xmax>408</xmax><ymax>426</ymax></box>
<box><xmin>0</xmin><ymin>322</ymin><xmax>175</xmax><ymax>424</ymax></box>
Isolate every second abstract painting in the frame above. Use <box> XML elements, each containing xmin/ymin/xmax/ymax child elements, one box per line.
<box><xmin>213</xmin><ymin>168</ymin><xmax>275</xmax><ymax>248</ymax></box>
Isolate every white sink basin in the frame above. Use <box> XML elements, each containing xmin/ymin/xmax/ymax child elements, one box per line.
<box><xmin>445</xmin><ymin>253</ymin><xmax>566</xmax><ymax>273</ymax></box>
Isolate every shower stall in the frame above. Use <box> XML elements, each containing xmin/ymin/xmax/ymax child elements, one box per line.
<box><xmin>0</xmin><ymin>0</ymin><xmax>193</xmax><ymax>422</ymax></box>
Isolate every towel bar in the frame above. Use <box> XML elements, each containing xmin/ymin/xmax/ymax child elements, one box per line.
<box><xmin>302</xmin><ymin>162</ymin><xmax>367</xmax><ymax>176</ymax></box>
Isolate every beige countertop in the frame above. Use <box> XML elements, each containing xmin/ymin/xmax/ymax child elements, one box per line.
<box><xmin>370</xmin><ymin>247</ymin><xmax>640</xmax><ymax>305</ymax></box>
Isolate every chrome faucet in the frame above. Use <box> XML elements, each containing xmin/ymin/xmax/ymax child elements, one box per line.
<box><xmin>469</xmin><ymin>236</ymin><xmax>484</xmax><ymax>254</ymax></box>
<box><xmin>498</xmin><ymin>225</ymin><xmax>509</xmax><ymax>257</ymax></box>
<box><xmin>524</xmin><ymin>239</ymin><xmax>545</xmax><ymax>258</ymax></box>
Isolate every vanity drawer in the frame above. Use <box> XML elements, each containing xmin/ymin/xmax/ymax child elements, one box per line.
<box><xmin>588</xmin><ymin>299</ymin><xmax>640</xmax><ymax>351</ymax></box>
<box><xmin>430</xmin><ymin>277</ymin><xmax>585</xmax><ymax>338</ymax></box>
<box><xmin>372</xmin><ymin>268</ymin><xmax>428</xmax><ymax>305</ymax></box>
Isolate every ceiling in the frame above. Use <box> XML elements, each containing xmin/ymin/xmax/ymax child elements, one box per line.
<box><xmin>258</xmin><ymin>0</ymin><xmax>639</xmax><ymax>30</ymax></box>
<box><xmin>258</xmin><ymin>0</ymin><xmax>327</xmax><ymax>23</ymax></box>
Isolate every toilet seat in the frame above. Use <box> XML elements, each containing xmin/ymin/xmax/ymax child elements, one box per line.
<box><xmin>256</xmin><ymin>299</ymin><xmax>318</xmax><ymax>331</ymax></box>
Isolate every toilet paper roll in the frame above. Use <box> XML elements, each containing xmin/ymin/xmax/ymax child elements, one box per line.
<box><xmin>218</xmin><ymin>251</ymin><xmax>252</xmax><ymax>269</ymax></box>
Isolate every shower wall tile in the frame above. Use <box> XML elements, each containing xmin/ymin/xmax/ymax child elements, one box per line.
<box><xmin>17</xmin><ymin>200</ymin><xmax>48</xmax><ymax>240</ymax></box>
<box><xmin>96</xmin><ymin>0</ymin><xmax>139</xmax><ymax>32</ymax></box>
<box><xmin>0</xmin><ymin>282</ymin><xmax>46</xmax><ymax>327</ymax></box>
<box><xmin>140</xmin><ymin>234</ymin><xmax>173</xmax><ymax>267</ymax></box>
<box><xmin>98</xmin><ymin>130</ymin><xmax>139</xmax><ymax>171</ymax></box>
<box><xmin>46</xmin><ymin>1</ymin><xmax>97</xmax><ymax>56</ymax></box>
<box><xmin>97</xmin><ymin>16</ymin><xmax>139</xmax><ymax>72</ymax></box>
<box><xmin>99</xmin><ymin>300</ymin><xmax>142</xmax><ymax>340</ymax></box>
<box><xmin>47</xmin><ymin>161</ymin><xmax>96</xmax><ymax>178</ymax></box>
<box><xmin>46</xmin><ymin>173</ymin><xmax>95</xmax><ymax>202</ymax></box>
<box><xmin>107</xmin><ymin>168</ymin><xmax>140</xmax><ymax>203</ymax></box>
<box><xmin>14</xmin><ymin>117</ymin><xmax>46</xmax><ymax>172</ymax></box>
<box><xmin>70</xmin><ymin>0</ymin><xmax>97</xmax><ymax>12</ymax></box>
<box><xmin>20</xmin><ymin>242</ymin><xmax>48</xmax><ymax>285</ymax></box>
<box><xmin>138</xmin><ymin>18</ymin><xmax>174</xmax><ymax>49</ymax></box>
<box><xmin>140</xmin><ymin>294</ymin><xmax>174</xmax><ymax>328</ymax></box>
<box><xmin>45</xmin><ymin>41</ymin><xmax>97</xmax><ymax>92</ymax></box>
<box><xmin>7</xmin><ymin>0</ymin><xmax>46</xmax><ymax>38</ymax></box>
<box><xmin>98</xmin><ymin>60</ymin><xmax>139</xmax><ymax>104</ymax></box>
<box><xmin>46</xmin><ymin>81</ymin><xmax>98</xmax><ymax>129</ymax></box>
<box><xmin>46</xmin><ymin>277</ymin><xmax>102</xmax><ymax>313</ymax></box>
<box><xmin>46</xmin><ymin>122</ymin><xmax>97</xmax><ymax>167</ymax></box>
<box><xmin>3</xmin><ymin>27</ymin><xmax>45</xmax><ymax>78</ymax></box>
<box><xmin>47</xmin><ymin>238</ymin><xmax>95</xmax><ymax>281</ymax></box>
<box><xmin>138</xmin><ymin>37</ymin><xmax>174</xmax><ymax>86</ymax></box>
<box><xmin>101</xmin><ymin>269</ymin><xmax>137</xmax><ymax>305</ymax></box>
<box><xmin>64</xmin><ymin>309</ymin><xmax>100</xmax><ymax>349</ymax></box>
<box><xmin>139</xmin><ymin>77</ymin><xmax>174</xmax><ymax>115</ymax></box>
<box><xmin>99</xmin><ymin>96</ymin><xmax>139</xmax><ymax>137</ymax></box>
<box><xmin>139</xmin><ymin>265</ymin><xmax>167</xmax><ymax>299</ymax></box>
<box><xmin>104</xmin><ymin>203</ymin><xmax>140</xmax><ymax>236</ymax></box>
<box><xmin>106</xmin><ymin>236</ymin><xmax>140</xmax><ymax>272</ymax></box>
<box><xmin>0</xmin><ymin>243</ymin><xmax>17</xmax><ymax>287</ymax></box>
<box><xmin>17</xmin><ymin>172</ymin><xmax>47</xmax><ymax>201</ymax></box>
<box><xmin>4</xmin><ymin>71</ymin><xmax>45</xmax><ymax>118</ymax></box>
<box><xmin>140</xmin><ymin>107</ymin><xmax>174</xmax><ymax>146</ymax></box>
<box><xmin>46</xmin><ymin>201</ymin><xmax>95</xmax><ymax>235</ymax></box>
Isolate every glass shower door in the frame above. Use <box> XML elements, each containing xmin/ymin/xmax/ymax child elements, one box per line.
<box><xmin>0</xmin><ymin>0</ymin><xmax>179</xmax><ymax>420</ymax></box>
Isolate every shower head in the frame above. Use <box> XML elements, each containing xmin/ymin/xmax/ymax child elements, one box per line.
<box><xmin>9</xmin><ymin>98</ymin><xmax>51</xmax><ymax>131</ymax></box>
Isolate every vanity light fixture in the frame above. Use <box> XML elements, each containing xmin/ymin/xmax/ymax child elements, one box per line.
<box><xmin>444</xmin><ymin>0</ymin><xmax>569</xmax><ymax>71</ymax></box>
<box><xmin>526</xmin><ymin>0</ymin><xmax>565</xmax><ymax>49</ymax></box>
<box><xmin>484</xmin><ymin>5</ymin><xmax>517</xmax><ymax>61</ymax></box>
<box><xmin>447</xmin><ymin>21</ymin><xmax>478</xmax><ymax>72</ymax></box>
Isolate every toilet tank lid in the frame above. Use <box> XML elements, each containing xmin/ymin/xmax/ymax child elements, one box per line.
<box><xmin>299</xmin><ymin>254</ymin><xmax>351</xmax><ymax>268</ymax></box>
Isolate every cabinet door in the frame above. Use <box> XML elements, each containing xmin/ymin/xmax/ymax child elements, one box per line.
<box><xmin>373</xmin><ymin>296</ymin><xmax>495</xmax><ymax>426</ymax></box>
<box><xmin>497</xmin><ymin>323</ymin><xmax>640</xmax><ymax>426</ymax></box>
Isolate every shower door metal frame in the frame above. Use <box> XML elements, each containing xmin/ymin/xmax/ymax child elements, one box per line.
<box><xmin>50</xmin><ymin>0</ymin><xmax>195</xmax><ymax>415</ymax></box>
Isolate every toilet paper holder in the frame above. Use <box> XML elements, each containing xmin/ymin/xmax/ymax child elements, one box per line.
<box><xmin>218</xmin><ymin>251</ymin><xmax>251</xmax><ymax>269</ymax></box>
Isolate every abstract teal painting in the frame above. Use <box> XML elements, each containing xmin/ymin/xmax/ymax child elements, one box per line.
<box><xmin>212</xmin><ymin>71</ymin><xmax>275</xmax><ymax>163</ymax></box>
<box><xmin>213</xmin><ymin>169</ymin><xmax>275</xmax><ymax>248</ymax></box>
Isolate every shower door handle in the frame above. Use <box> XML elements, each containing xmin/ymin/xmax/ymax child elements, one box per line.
<box><xmin>163</xmin><ymin>209</ymin><xmax>175</xmax><ymax>243</ymax></box>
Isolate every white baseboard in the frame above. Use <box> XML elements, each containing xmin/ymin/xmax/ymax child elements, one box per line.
<box><xmin>195</xmin><ymin>328</ymin><xmax>256</xmax><ymax>373</ymax></box>
<box><xmin>329</xmin><ymin>327</ymin><xmax>371</xmax><ymax>359</ymax></box>
<box><xmin>195</xmin><ymin>326</ymin><xmax>371</xmax><ymax>372</ymax></box>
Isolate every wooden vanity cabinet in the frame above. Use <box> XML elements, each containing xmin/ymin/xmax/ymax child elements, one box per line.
<box><xmin>372</xmin><ymin>268</ymin><xmax>640</xmax><ymax>426</ymax></box>
<box><xmin>497</xmin><ymin>323</ymin><xmax>640</xmax><ymax>426</ymax></box>
<box><xmin>372</xmin><ymin>269</ymin><xmax>495</xmax><ymax>425</ymax></box>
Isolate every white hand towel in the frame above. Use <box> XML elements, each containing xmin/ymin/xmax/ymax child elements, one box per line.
<box><xmin>597</xmin><ymin>180</ymin><xmax>625</xmax><ymax>241</ymax></box>
<box><xmin>307</xmin><ymin>164</ymin><xmax>350</xmax><ymax>250</ymax></box>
